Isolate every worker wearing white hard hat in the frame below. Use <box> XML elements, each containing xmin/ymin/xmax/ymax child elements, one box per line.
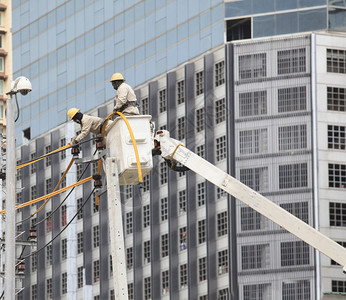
<box><xmin>67</xmin><ymin>108</ymin><xmax>113</xmax><ymax>145</ymax></box>
<box><xmin>110</xmin><ymin>73</ymin><xmax>140</xmax><ymax>115</ymax></box>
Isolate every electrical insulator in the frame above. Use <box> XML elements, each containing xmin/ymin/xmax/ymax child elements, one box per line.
<box><xmin>17</xmin><ymin>261</ymin><xmax>25</xmax><ymax>275</ymax></box>
<box><xmin>93</xmin><ymin>174</ymin><xmax>102</xmax><ymax>189</ymax></box>
<box><xmin>29</xmin><ymin>227</ymin><xmax>37</xmax><ymax>241</ymax></box>
<box><xmin>71</xmin><ymin>145</ymin><xmax>80</xmax><ymax>157</ymax></box>
<box><xmin>96</xmin><ymin>136</ymin><xmax>105</xmax><ymax>151</ymax></box>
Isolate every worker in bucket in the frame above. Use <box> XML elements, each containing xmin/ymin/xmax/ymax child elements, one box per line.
<box><xmin>67</xmin><ymin>108</ymin><xmax>113</xmax><ymax>145</ymax></box>
<box><xmin>110</xmin><ymin>73</ymin><xmax>140</xmax><ymax>115</ymax></box>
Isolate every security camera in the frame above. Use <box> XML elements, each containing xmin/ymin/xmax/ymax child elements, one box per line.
<box><xmin>16</xmin><ymin>77</ymin><xmax>32</xmax><ymax>95</ymax></box>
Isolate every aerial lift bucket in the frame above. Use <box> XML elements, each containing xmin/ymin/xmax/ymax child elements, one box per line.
<box><xmin>106</xmin><ymin>115</ymin><xmax>153</xmax><ymax>185</ymax></box>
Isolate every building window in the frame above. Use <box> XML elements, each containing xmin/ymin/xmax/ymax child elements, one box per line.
<box><xmin>217</xmin><ymin>211</ymin><xmax>228</xmax><ymax>237</ymax></box>
<box><xmin>215</xmin><ymin>98</ymin><xmax>226</xmax><ymax>124</ymax></box>
<box><xmin>200</xmin><ymin>296</ymin><xmax>208</xmax><ymax>300</ymax></box>
<box><xmin>226</xmin><ymin>18</ymin><xmax>251</xmax><ymax>42</ymax></box>
<box><xmin>16</xmin><ymin>192</ymin><xmax>22</xmax><ymax>204</ymax></box>
<box><xmin>141</xmin><ymin>97</ymin><xmax>149</xmax><ymax>115</ymax></box>
<box><xmin>160</xmin><ymin>161</ymin><xmax>168</xmax><ymax>184</ymax></box>
<box><xmin>198</xmin><ymin>219</ymin><xmax>206</xmax><ymax>244</ymax></box>
<box><xmin>196</xmin><ymin>108</ymin><xmax>204</xmax><ymax>132</ymax></box>
<box><xmin>239</xmin><ymin>91</ymin><xmax>267</xmax><ymax>117</ymax></box>
<box><xmin>329</xmin><ymin>164</ymin><xmax>346</xmax><ymax>188</ymax></box>
<box><xmin>62</xmin><ymin>238</ymin><xmax>67</xmax><ymax>260</ymax></box>
<box><xmin>178</xmin><ymin>117</ymin><xmax>185</xmax><ymax>140</ymax></box>
<box><xmin>128</xmin><ymin>283</ymin><xmax>134</xmax><ymax>300</ymax></box>
<box><xmin>197</xmin><ymin>182</ymin><xmax>206</xmax><ymax>206</ymax></box>
<box><xmin>244</xmin><ymin>284</ymin><xmax>271</xmax><ymax>300</ymax></box>
<box><xmin>218</xmin><ymin>288</ymin><xmax>229</xmax><ymax>300</ymax></box>
<box><xmin>77</xmin><ymin>198</ymin><xmax>83</xmax><ymax>219</ymax></box>
<box><xmin>30</xmin><ymin>153</ymin><xmax>36</xmax><ymax>174</ymax></box>
<box><xmin>279</xmin><ymin>125</ymin><xmax>307</xmax><ymax>151</ymax></box>
<box><xmin>77</xmin><ymin>232</ymin><xmax>83</xmax><ymax>254</ymax></box>
<box><xmin>31</xmin><ymin>185</ymin><xmax>36</xmax><ymax>200</ymax></box>
<box><xmin>61</xmin><ymin>205</ymin><xmax>67</xmax><ymax>226</ymax></box>
<box><xmin>330</xmin><ymin>202</ymin><xmax>346</xmax><ymax>226</ymax></box>
<box><xmin>92</xmin><ymin>161</ymin><xmax>98</xmax><ymax>176</ymax></box>
<box><xmin>143</xmin><ymin>174</ymin><xmax>150</xmax><ymax>192</ymax></box>
<box><xmin>196</xmin><ymin>71</ymin><xmax>204</xmax><ymax>96</ymax></box>
<box><xmin>327</xmin><ymin>48</ymin><xmax>346</xmax><ymax>74</ymax></box>
<box><xmin>239</xmin><ymin>129</ymin><xmax>268</xmax><ymax>155</ymax></box>
<box><xmin>241</xmin><ymin>207</ymin><xmax>262</xmax><ymax>231</ymax></box>
<box><xmin>280</xmin><ymin>202</ymin><xmax>309</xmax><ymax>223</ymax></box>
<box><xmin>279</xmin><ymin>163</ymin><xmax>308</xmax><ymax>189</ymax></box>
<box><xmin>45</xmin><ymin>145</ymin><xmax>52</xmax><ymax>167</ymax></box>
<box><xmin>45</xmin><ymin>178</ymin><xmax>52</xmax><ymax>194</ymax></box>
<box><xmin>239</xmin><ymin>53</ymin><xmax>266</xmax><ymax>80</ymax></box>
<box><xmin>143</xmin><ymin>204</ymin><xmax>150</xmax><ymax>228</ymax></box>
<box><xmin>332</xmin><ymin>242</ymin><xmax>346</xmax><ymax>265</ymax></box>
<box><xmin>281</xmin><ymin>241</ymin><xmax>310</xmax><ymax>266</ymax></box>
<box><xmin>216</xmin><ymin>135</ymin><xmax>227</xmax><ymax>161</ymax></box>
<box><xmin>278</xmin><ymin>86</ymin><xmax>306</xmax><ymax>113</ymax></box>
<box><xmin>218</xmin><ymin>249</ymin><xmax>228</xmax><ymax>275</ymax></box>
<box><xmin>46</xmin><ymin>244</ymin><xmax>52</xmax><ymax>265</ymax></box>
<box><xmin>46</xmin><ymin>278</ymin><xmax>52</xmax><ymax>299</ymax></box>
<box><xmin>328</xmin><ymin>125</ymin><xmax>346</xmax><ymax>150</ymax></box>
<box><xmin>110</xmin><ymin>255</ymin><xmax>113</xmax><ymax>275</ymax></box>
<box><xmin>177</xmin><ymin>80</ymin><xmax>185</xmax><ymax>104</ymax></box>
<box><xmin>93</xmin><ymin>225</ymin><xmax>99</xmax><ymax>248</ymax></box>
<box><xmin>16</xmin><ymin>160</ymin><xmax>22</xmax><ymax>181</ymax></box>
<box><xmin>180</xmin><ymin>263</ymin><xmax>188</xmax><ymax>288</ymax></box>
<box><xmin>125</xmin><ymin>185</ymin><xmax>132</xmax><ymax>200</ymax></box>
<box><xmin>46</xmin><ymin>212</ymin><xmax>52</xmax><ymax>233</ymax></box>
<box><xmin>61</xmin><ymin>172</ymin><xmax>66</xmax><ymax>188</ymax></box>
<box><xmin>77</xmin><ymin>266</ymin><xmax>83</xmax><ymax>288</ymax></box>
<box><xmin>241</xmin><ymin>244</ymin><xmax>269</xmax><ymax>270</ymax></box>
<box><xmin>217</xmin><ymin>187</ymin><xmax>227</xmax><ymax>200</ymax></box>
<box><xmin>179</xmin><ymin>227</ymin><xmax>187</xmax><ymax>250</ymax></box>
<box><xmin>327</xmin><ymin>86</ymin><xmax>346</xmax><ymax>111</ymax></box>
<box><xmin>126</xmin><ymin>211</ymin><xmax>133</xmax><ymax>234</ymax></box>
<box><xmin>161</xmin><ymin>197</ymin><xmax>168</xmax><ymax>221</ymax></box>
<box><xmin>161</xmin><ymin>233</ymin><xmax>169</xmax><ymax>258</ymax></box>
<box><xmin>76</xmin><ymin>164</ymin><xmax>83</xmax><ymax>180</ymax></box>
<box><xmin>60</xmin><ymin>138</ymin><xmax>66</xmax><ymax>160</ymax></box>
<box><xmin>31</xmin><ymin>253</ymin><xmax>37</xmax><ymax>272</ymax></box>
<box><xmin>277</xmin><ymin>48</ymin><xmax>306</xmax><ymax>75</ymax></box>
<box><xmin>179</xmin><ymin>190</ymin><xmax>186</xmax><ymax>214</ymax></box>
<box><xmin>332</xmin><ymin>280</ymin><xmax>346</xmax><ymax>293</ymax></box>
<box><xmin>215</xmin><ymin>61</ymin><xmax>225</xmax><ymax>87</ymax></box>
<box><xmin>93</xmin><ymin>260</ymin><xmax>100</xmax><ymax>282</ymax></box>
<box><xmin>144</xmin><ymin>240</ymin><xmax>151</xmax><ymax>264</ymax></box>
<box><xmin>62</xmin><ymin>272</ymin><xmax>67</xmax><ymax>294</ymax></box>
<box><xmin>199</xmin><ymin>257</ymin><xmax>207</xmax><ymax>281</ymax></box>
<box><xmin>159</xmin><ymin>89</ymin><xmax>167</xmax><ymax>113</ymax></box>
<box><xmin>144</xmin><ymin>277</ymin><xmax>151</xmax><ymax>300</ymax></box>
<box><xmin>240</xmin><ymin>167</ymin><xmax>268</xmax><ymax>192</ymax></box>
<box><xmin>162</xmin><ymin>270</ymin><xmax>169</xmax><ymax>295</ymax></box>
<box><xmin>32</xmin><ymin>284</ymin><xmax>37</xmax><ymax>300</ymax></box>
<box><xmin>127</xmin><ymin>247</ymin><xmax>133</xmax><ymax>270</ymax></box>
<box><xmin>196</xmin><ymin>144</ymin><xmax>205</xmax><ymax>159</ymax></box>
<box><xmin>282</xmin><ymin>280</ymin><xmax>310</xmax><ymax>300</ymax></box>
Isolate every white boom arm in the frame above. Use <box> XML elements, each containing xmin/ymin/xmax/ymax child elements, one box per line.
<box><xmin>156</xmin><ymin>130</ymin><xmax>346</xmax><ymax>273</ymax></box>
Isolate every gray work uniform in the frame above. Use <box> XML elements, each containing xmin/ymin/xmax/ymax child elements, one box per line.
<box><xmin>114</xmin><ymin>82</ymin><xmax>140</xmax><ymax>115</ymax></box>
<box><xmin>71</xmin><ymin>115</ymin><xmax>113</xmax><ymax>144</ymax></box>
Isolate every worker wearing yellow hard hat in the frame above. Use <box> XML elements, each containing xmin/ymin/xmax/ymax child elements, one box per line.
<box><xmin>67</xmin><ymin>108</ymin><xmax>113</xmax><ymax>145</ymax></box>
<box><xmin>110</xmin><ymin>73</ymin><xmax>139</xmax><ymax>115</ymax></box>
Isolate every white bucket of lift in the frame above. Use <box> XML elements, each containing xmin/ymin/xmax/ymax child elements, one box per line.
<box><xmin>106</xmin><ymin>115</ymin><xmax>153</xmax><ymax>185</ymax></box>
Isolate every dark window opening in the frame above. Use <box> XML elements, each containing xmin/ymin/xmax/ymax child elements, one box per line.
<box><xmin>226</xmin><ymin>18</ymin><xmax>251</xmax><ymax>42</ymax></box>
<box><xmin>23</xmin><ymin>128</ymin><xmax>31</xmax><ymax>140</ymax></box>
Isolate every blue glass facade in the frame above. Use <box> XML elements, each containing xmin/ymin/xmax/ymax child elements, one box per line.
<box><xmin>12</xmin><ymin>0</ymin><xmax>224</xmax><ymax>144</ymax></box>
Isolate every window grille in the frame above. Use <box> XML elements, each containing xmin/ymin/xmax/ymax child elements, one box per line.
<box><xmin>282</xmin><ymin>280</ymin><xmax>310</xmax><ymax>300</ymax></box>
<box><xmin>241</xmin><ymin>207</ymin><xmax>262</xmax><ymax>231</ymax></box>
<box><xmin>160</xmin><ymin>161</ymin><xmax>168</xmax><ymax>184</ymax></box>
<box><xmin>280</xmin><ymin>202</ymin><xmax>309</xmax><ymax>223</ymax></box>
<box><xmin>93</xmin><ymin>225</ymin><xmax>99</xmax><ymax>248</ymax></box>
<box><xmin>32</xmin><ymin>284</ymin><xmax>37</xmax><ymax>300</ymax></box>
<box><xmin>239</xmin><ymin>53</ymin><xmax>266</xmax><ymax>79</ymax></box>
<box><xmin>240</xmin><ymin>167</ymin><xmax>268</xmax><ymax>192</ymax></box>
<box><xmin>141</xmin><ymin>97</ymin><xmax>149</xmax><ymax>115</ymax></box>
<box><xmin>144</xmin><ymin>240</ymin><xmax>151</xmax><ymax>264</ymax></box>
<box><xmin>46</xmin><ymin>278</ymin><xmax>52</xmax><ymax>298</ymax></box>
<box><xmin>46</xmin><ymin>244</ymin><xmax>52</xmax><ymax>265</ymax></box>
<box><xmin>196</xmin><ymin>71</ymin><xmax>204</xmax><ymax>96</ymax></box>
<box><xmin>62</xmin><ymin>238</ymin><xmax>67</xmax><ymax>260</ymax></box>
<box><xmin>327</xmin><ymin>48</ymin><xmax>346</xmax><ymax>74</ymax></box>
<box><xmin>125</xmin><ymin>185</ymin><xmax>132</xmax><ymax>200</ymax></box>
<box><xmin>279</xmin><ymin>163</ymin><xmax>307</xmax><ymax>189</ymax></box>
<box><xmin>127</xmin><ymin>247</ymin><xmax>133</xmax><ymax>269</ymax></box>
<box><xmin>30</xmin><ymin>153</ymin><xmax>36</xmax><ymax>174</ymax></box>
<box><xmin>16</xmin><ymin>192</ymin><xmax>22</xmax><ymax>204</ymax></box>
<box><xmin>60</xmin><ymin>172</ymin><xmax>66</xmax><ymax>188</ymax></box>
<box><xmin>328</xmin><ymin>125</ymin><xmax>346</xmax><ymax>149</ymax></box>
<box><xmin>128</xmin><ymin>283</ymin><xmax>134</xmax><ymax>300</ymax></box>
<box><xmin>329</xmin><ymin>163</ymin><xmax>346</xmax><ymax>188</ymax></box>
<box><xmin>179</xmin><ymin>190</ymin><xmax>186</xmax><ymax>214</ymax></box>
<box><xmin>93</xmin><ymin>260</ymin><xmax>100</xmax><ymax>282</ymax></box>
<box><xmin>218</xmin><ymin>249</ymin><xmax>228</xmax><ymax>275</ymax></box>
<box><xmin>46</xmin><ymin>212</ymin><xmax>52</xmax><ymax>233</ymax></box>
<box><xmin>239</xmin><ymin>91</ymin><xmax>267</xmax><ymax>117</ymax></box>
<box><xmin>180</xmin><ymin>264</ymin><xmax>188</xmax><ymax>288</ymax></box>
<box><xmin>241</xmin><ymin>244</ymin><xmax>269</xmax><ymax>270</ymax></box>
<box><xmin>61</xmin><ymin>205</ymin><xmax>67</xmax><ymax>226</ymax></box>
<box><xmin>217</xmin><ymin>211</ymin><xmax>228</xmax><ymax>237</ymax></box>
<box><xmin>197</xmin><ymin>182</ymin><xmax>206</xmax><ymax>206</ymax></box>
<box><xmin>216</xmin><ymin>135</ymin><xmax>227</xmax><ymax>161</ymax></box>
<box><xmin>179</xmin><ymin>227</ymin><xmax>187</xmax><ymax>250</ymax></box>
<box><xmin>198</xmin><ymin>219</ymin><xmax>206</xmax><ymax>244</ymax></box>
<box><xmin>62</xmin><ymin>273</ymin><xmax>67</xmax><ymax>294</ymax></box>
<box><xmin>142</xmin><ymin>174</ymin><xmax>150</xmax><ymax>192</ymax></box>
<box><xmin>143</xmin><ymin>204</ymin><xmax>150</xmax><ymax>228</ymax></box>
<box><xmin>161</xmin><ymin>197</ymin><xmax>168</xmax><ymax>221</ymax></box>
<box><xmin>60</xmin><ymin>138</ymin><xmax>66</xmax><ymax>160</ymax></box>
<box><xmin>215</xmin><ymin>61</ymin><xmax>225</xmax><ymax>87</ymax></box>
<box><xmin>332</xmin><ymin>280</ymin><xmax>346</xmax><ymax>293</ymax></box>
<box><xmin>16</xmin><ymin>160</ymin><xmax>22</xmax><ymax>181</ymax></box>
<box><xmin>177</xmin><ymin>80</ymin><xmax>185</xmax><ymax>104</ymax></box>
<box><xmin>76</xmin><ymin>164</ymin><xmax>83</xmax><ymax>180</ymax></box>
<box><xmin>239</xmin><ymin>129</ymin><xmax>268</xmax><ymax>155</ymax></box>
<box><xmin>215</xmin><ymin>98</ymin><xmax>226</xmax><ymax>124</ymax></box>
<box><xmin>199</xmin><ymin>257</ymin><xmax>207</xmax><ymax>281</ymax></box>
<box><xmin>327</xmin><ymin>86</ymin><xmax>346</xmax><ymax>111</ymax></box>
<box><xmin>278</xmin><ymin>86</ymin><xmax>306</xmax><ymax>113</ymax></box>
<box><xmin>330</xmin><ymin>202</ymin><xmax>346</xmax><ymax>226</ymax></box>
<box><xmin>31</xmin><ymin>185</ymin><xmax>36</xmax><ymax>200</ymax></box>
<box><xmin>196</xmin><ymin>144</ymin><xmax>205</xmax><ymax>159</ymax></box>
<box><xmin>218</xmin><ymin>288</ymin><xmax>229</xmax><ymax>300</ymax></box>
<box><xmin>77</xmin><ymin>267</ymin><xmax>83</xmax><ymax>288</ymax></box>
<box><xmin>281</xmin><ymin>241</ymin><xmax>310</xmax><ymax>266</ymax></box>
<box><xmin>110</xmin><ymin>255</ymin><xmax>113</xmax><ymax>275</ymax></box>
<box><xmin>144</xmin><ymin>277</ymin><xmax>151</xmax><ymax>300</ymax></box>
<box><xmin>45</xmin><ymin>145</ymin><xmax>52</xmax><ymax>167</ymax></box>
<box><xmin>161</xmin><ymin>270</ymin><xmax>169</xmax><ymax>295</ymax></box>
<box><xmin>178</xmin><ymin>117</ymin><xmax>185</xmax><ymax>140</ymax></box>
<box><xmin>244</xmin><ymin>284</ymin><xmax>271</xmax><ymax>300</ymax></box>
<box><xmin>45</xmin><ymin>178</ymin><xmax>52</xmax><ymax>194</ymax></box>
<box><xmin>159</xmin><ymin>89</ymin><xmax>167</xmax><ymax>113</ymax></box>
<box><xmin>277</xmin><ymin>48</ymin><xmax>306</xmax><ymax>74</ymax></box>
<box><xmin>126</xmin><ymin>211</ymin><xmax>133</xmax><ymax>234</ymax></box>
<box><xmin>196</xmin><ymin>108</ymin><xmax>204</xmax><ymax>132</ymax></box>
<box><xmin>278</xmin><ymin>124</ymin><xmax>307</xmax><ymax>151</ymax></box>
<box><xmin>31</xmin><ymin>253</ymin><xmax>37</xmax><ymax>272</ymax></box>
<box><xmin>77</xmin><ymin>198</ymin><xmax>83</xmax><ymax>219</ymax></box>
<box><xmin>77</xmin><ymin>232</ymin><xmax>83</xmax><ymax>254</ymax></box>
<box><xmin>161</xmin><ymin>233</ymin><xmax>169</xmax><ymax>258</ymax></box>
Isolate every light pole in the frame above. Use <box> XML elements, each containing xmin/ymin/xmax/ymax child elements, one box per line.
<box><xmin>5</xmin><ymin>76</ymin><xmax>31</xmax><ymax>300</ymax></box>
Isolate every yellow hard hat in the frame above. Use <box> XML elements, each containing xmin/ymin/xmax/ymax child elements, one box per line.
<box><xmin>110</xmin><ymin>73</ymin><xmax>125</xmax><ymax>82</ymax></box>
<box><xmin>67</xmin><ymin>108</ymin><xmax>80</xmax><ymax>120</ymax></box>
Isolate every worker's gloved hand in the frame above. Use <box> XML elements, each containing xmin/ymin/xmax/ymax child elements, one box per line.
<box><xmin>113</xmin><ymin>108</ymin><xmax>119</xmax><ymax>114</ymax></box>
<box><xmin>70</xmin><ymin>137</ymin><xmax>78</xmax><ymax>146</ymax></box>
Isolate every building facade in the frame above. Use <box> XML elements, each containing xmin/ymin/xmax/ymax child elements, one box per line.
<box><xmin>7</xmin><ymin>0</ymin><xmax>346</xmax><ymax>299</ymax></box>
